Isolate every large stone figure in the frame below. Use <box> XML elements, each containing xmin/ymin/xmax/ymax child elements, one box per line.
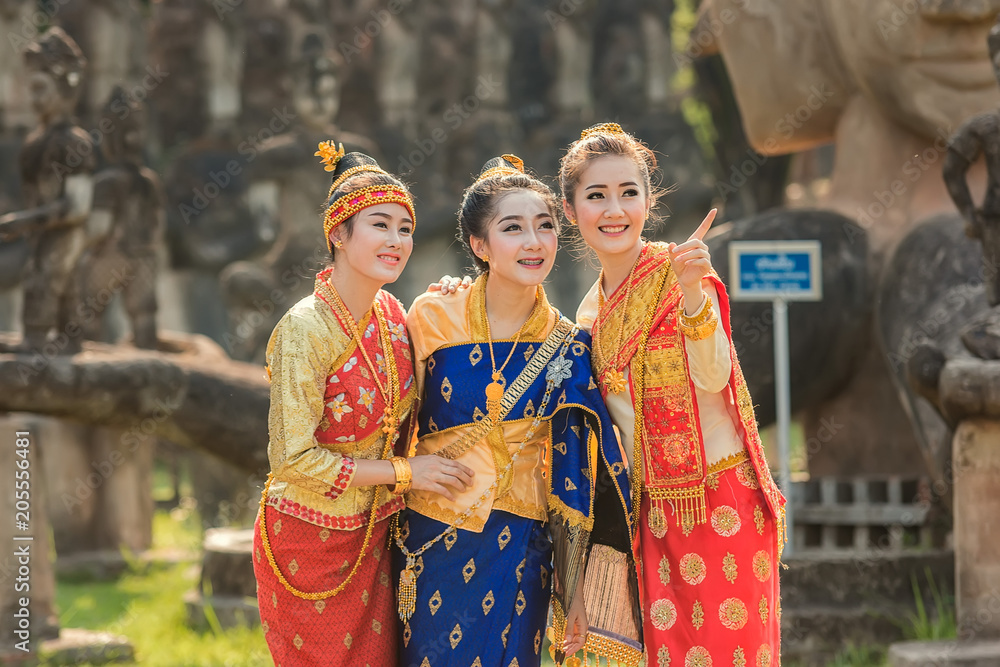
<box><xmin>700</xmin><ymin>0</ymin><xmax>998</xmax><ymax>254</ymax></box>
<box><xmin>75</xmin><ymin>85</ymin><xmax>163</xmax><ymax>349</ymax></box>
<box><xmin>0</xmin><ymin>28</ymin><xmax>94</xmax><ymax>353</ymax></box>
<box><xmin>697</xmin><ymin>0</ymin><xmax>1000</xmax><ymax>481</ymax></box>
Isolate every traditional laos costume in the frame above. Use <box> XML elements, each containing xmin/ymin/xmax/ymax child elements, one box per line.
<box><xmin>577</xmin><ymin>241</ymin><xmax>786</xmax><ymax>667</ymax></box>
<box><xmin>398</xmin><ymin>275</ymin><xmax>634</xmax><ymax>667</ymax></box>
<box><xmin>253</xmin><ymin>145</ymin><xmax>417</xmax><ymax>666</ymax></box>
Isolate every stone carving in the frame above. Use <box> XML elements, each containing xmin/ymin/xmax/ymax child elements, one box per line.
<box><xmin>700</xmin><ymin>0</ymin><xmax>1000</xmax><ymax>256</ymax></box>
<box><xmin>0</xmin><ymin>28</ymin><xmax>95</xmax><ymax>353</ymax></box>
<box><xmin>75</xmin><ymin>85</ymin><xmax>163</xmax><ymax>349</ymax></box>
<box><xmin>698</xmin><ymin>0</ymin><xmax>1000</xmax><ymax>482</ymax></box>
<box><xmin>220</xmin><ymin>24</ymin><xmax>373</xmax><ymax>362</ymax></box>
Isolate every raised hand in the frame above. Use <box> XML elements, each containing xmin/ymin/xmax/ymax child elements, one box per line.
<box><xmin>667</xmin><ymin>208</ymin><xmax>717</xmax><ymax>296</ymax></box>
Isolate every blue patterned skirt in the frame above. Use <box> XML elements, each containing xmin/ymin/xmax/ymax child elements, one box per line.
<box><xmin>396</xmin><ymin>509</ymin><xmax>552</xmax><ymax>667</ymax></box>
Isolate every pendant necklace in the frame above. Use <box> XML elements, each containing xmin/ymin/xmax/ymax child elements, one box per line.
<box><xmin>482</xmin><ymin>282</ymin><xmax>541</xmax><ymax>423</ymax></box>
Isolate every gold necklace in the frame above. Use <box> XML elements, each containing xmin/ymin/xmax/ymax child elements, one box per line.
<box><xmin>594</xmin><ymin>246</ymin><xmax>644</xmax><ymax>394</ymax></box>
<box><xmin>326</xmin><ymin>281</ymin><xmax>400</xmax><ymax>439</ymax></box>
<box><xmin>482</xmin><ymin>281</ymin><xmax>542</xmax><ymax>423</ymax></box>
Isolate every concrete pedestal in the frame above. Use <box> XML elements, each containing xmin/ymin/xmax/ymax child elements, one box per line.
<box><xmin>952</xmin><ymin>420</ymin><xmax>1000</xmax><ymax>640</ymax></box>
<box><xmin>889</xmin><ymin>639</ymin><xmax>1000</xmax><ymax>666</ymax></box>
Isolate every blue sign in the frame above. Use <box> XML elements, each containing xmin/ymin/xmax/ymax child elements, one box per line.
<box><xmin>728</xmin><ymin>240</ymin><xmax>822</xmax><ymax>301</ymax></box>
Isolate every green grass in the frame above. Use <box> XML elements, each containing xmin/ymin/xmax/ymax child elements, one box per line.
<box><xmin>898</xmin><ymin>568</ymin><xmax>957</xmax><ymax>642</ymax></box>
<box><xmin>825</xmin><ymin>644</ymin><xmax>887</xmax><ymax>667</ymax></box>
<box><xmin>51</xmin><ymin>508</ymin><xmax>270</xmax><ymax>666</ymax></box>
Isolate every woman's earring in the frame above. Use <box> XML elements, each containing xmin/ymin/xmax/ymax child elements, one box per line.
<box><xmin>334</xmin><ymin>240</ymin><xmax>344</xmax><ymax>249</ymax></box>
<box><xmin>482</xmin><ymin>255</ymin><xmax>490</xmax><ymax>263</ymax></box>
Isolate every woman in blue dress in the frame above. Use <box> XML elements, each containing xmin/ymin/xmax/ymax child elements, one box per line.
<box><xmin>396</xmin><ymin>155</ymin><xmax>639</xmax><ymax>667</ymax></box>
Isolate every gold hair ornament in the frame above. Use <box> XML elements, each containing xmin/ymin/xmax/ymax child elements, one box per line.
<box><xmin>315</xmin><ymin>140</ymin><xmax>346</xmax><ymax>172</ymax></box>
<box><xmin>474</xmin><ymin>153</ymin><xmax>526</xmax><ymax>184</ymax></box>
<box><xmin>580</xmin><ymin>122</ymin><xmax>629</xmax><ymax>140</ymax></box>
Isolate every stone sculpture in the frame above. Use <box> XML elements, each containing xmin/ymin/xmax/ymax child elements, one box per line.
<box><xmin>0</xmin><ymin>27</ymin><xmax>94</xmax><ymax>353</ymax></box>
<box><xmin>75</xmin><ymin>85</ymin><xmax>163</xmax><ymax>349</ymax></box>
<box><xmin>697</xmin><ymin>0</ymin><xmax>1000</xmax><ymax>483</ymax></box>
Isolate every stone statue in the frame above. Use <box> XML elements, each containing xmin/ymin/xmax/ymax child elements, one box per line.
<box><xmin>0</xmin><ymin>28</ymin><xmax>95</xmax><ymax>353</ymax></box>
<box><xmin>51</xmin><ymin>0</ymin><xmax>146</xmax><ymax>125</ymax></box>
<box><xmin>0</xmin><ymin>0</ymin><xmax>36</xmax><ymax>133</ymax></box>
<box><xmin>220</xmin><ymin>25</ymin><xmax>373</xmax><ymax>363</ymax></box>
<box><xmin>697</xmin><ymin>0</ymin><xmax>1000</xmax><ymax>483</ymax></box>
<box><xmin>944</xmin><ymin>18</ymin><xmax>1000</xmax><ymax>312</ymax></box>
<box><xmin>700</xmin><ymin>0</ymin><xmax>999</xmax><ymax>257</ymax></box>
<box><xmin>74</xmin><ymin>85</ymin><xmax>163</xmax><ymax>349</ymax></box>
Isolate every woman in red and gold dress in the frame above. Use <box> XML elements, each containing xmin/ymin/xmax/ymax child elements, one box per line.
<box><xmin>253</xmin><ymin>143</ymin><xmax>473</xmax><ymax>666</ymax></box>
<box><xmin>563</xmin><ymin>124</ymin><xmax>786</xmax><ymax>667</ymax></box>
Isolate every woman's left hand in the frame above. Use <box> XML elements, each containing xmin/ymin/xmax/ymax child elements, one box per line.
<box><xmin>563</xmin><ymin>592</ymin><xmax>588</xmax><ymax>656</ymax></box>
<box><xmin>667</xmin><ymin>208</ymin><xmax>717</xmax><ymax>296</ymax></box>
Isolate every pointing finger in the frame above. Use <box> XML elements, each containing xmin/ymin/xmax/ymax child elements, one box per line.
<box><xmin>688</xmin><ymin>208</ymin><xmax>717</xmax><ymax>242</ymax></box>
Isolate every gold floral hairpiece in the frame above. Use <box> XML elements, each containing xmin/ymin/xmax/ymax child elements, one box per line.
<box><xmin>474</xmin><ymin>153</ymin><xmax>526</xmax><ymax>184</ymax></box>
<box><xmin>580</xmin><ymin>122</ymin><xmax>629</xmax><ymax>140</ymax></box>
<box><xmin>315</xmin><ymin>140</ymin><xmax>346</xmax><ymax>172</ymax></box>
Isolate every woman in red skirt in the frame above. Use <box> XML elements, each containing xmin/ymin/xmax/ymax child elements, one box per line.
<box><xmin>253</xmin><ymin>143</ymin><xmax>473</xmax><ymax>666</ymax></box>
<box><xmin>564</xmin><ymin>123</ymin><xmax>786</xmax><ymax>667</ymax></box>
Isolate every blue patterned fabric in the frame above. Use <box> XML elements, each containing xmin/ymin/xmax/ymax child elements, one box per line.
<box><xmin>397</xmin><ymin>510</ymin><xmax>552</xmax><ymax>667</ymax></box>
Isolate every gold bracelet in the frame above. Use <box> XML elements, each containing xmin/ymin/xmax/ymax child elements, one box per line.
<box><xmin>680</xmin><ymin>311</ymin><xmax>719</xmax><ymax>341</ymax></box>
<box><xmin>389</xmin><ymin>456</ymin><xmax>412</xmax><ymax>495</ymax></box>
<box><xmin>680</xmin><ymin>294</ymin><xmax>714</xmax><ymax>327</ymax></box>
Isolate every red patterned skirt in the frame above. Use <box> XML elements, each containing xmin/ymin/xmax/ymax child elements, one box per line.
<box><xmin>253</xmin><ymin>506</ymin><xmax>397</xmax><ymax>666</ymax></box>
<box><xmin>637</xmin><ymin>451</ymin><xmax>781</xmax><ymax>667</ymax></box>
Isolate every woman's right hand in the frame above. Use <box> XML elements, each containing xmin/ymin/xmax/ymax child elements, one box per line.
<box><xmin>407</xmin><ymin>455</ymin><xmax>475</xmax><ymax>501</ymax></box>
<box><xmin>426</xmin><ymin>275</ymin><xmax>473</xmax><ymax>295</ymax></box>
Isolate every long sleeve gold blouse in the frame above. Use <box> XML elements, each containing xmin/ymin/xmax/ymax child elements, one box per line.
<box><xmin>263</xmin><ymin>272</ymin><xmax>416</xmax><ymax>530</ymax></box>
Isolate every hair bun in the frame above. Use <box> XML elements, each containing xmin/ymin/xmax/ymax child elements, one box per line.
<box><xmin>580</xmin><ymin>122</ymin><xmax>629</xmax><ymax>140</ymax></box>
<box><xmin>474</xmin><ymin>154</ymin><xmax>526</xmax><ymax>184</ymax></box>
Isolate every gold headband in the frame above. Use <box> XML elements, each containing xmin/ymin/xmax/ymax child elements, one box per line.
<box><xmin>580</xmin><ymin>122</ymin><xmax>630</xmax><ymax>140</ymax></box>
<box><xmin>323</xmin><ymin>185</ymin><xmax>416</xmax><ymax>251</ymax></box>
<box><xmin>316</xmin><ymin>141</ymin><xmax>416</xmax><ymax>251</ymax></box>
<box><xmin>474</xmin><ymin>154</ymin><xmax>526</xmax><ymax>184</ymax></box>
